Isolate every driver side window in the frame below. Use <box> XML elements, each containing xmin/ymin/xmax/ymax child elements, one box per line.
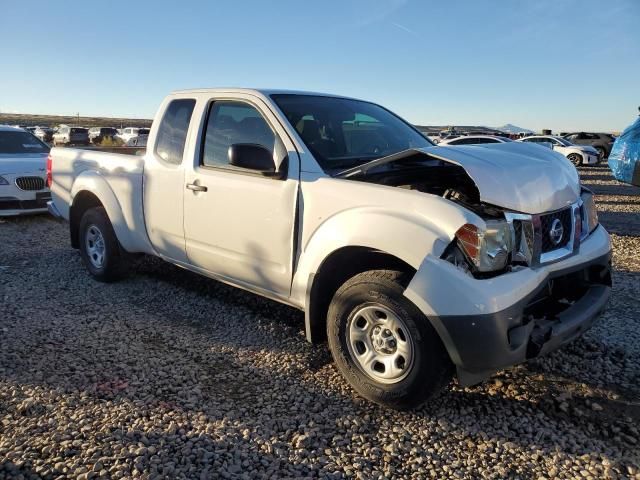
<box><xmin>202</xmin><ymin>101</ymin><xmax>276</xmax><ymax>168</ymax></box>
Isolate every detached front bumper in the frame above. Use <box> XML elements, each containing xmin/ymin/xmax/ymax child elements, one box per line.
<box><xmin>405</xmin><ymin>225</ymin><xmax>612</xmax><ymax>385</ymax></box>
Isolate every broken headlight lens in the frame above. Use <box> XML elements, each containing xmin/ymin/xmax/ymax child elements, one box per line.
<box><xmin>581</xmin><ymin>190</ymin><xmax>599</xmax><ymax>236</ymax></box>
<box><xmin>454</xmin><ymin>220</ymin><xmax>513</xmax><ymax>272</ymax></box>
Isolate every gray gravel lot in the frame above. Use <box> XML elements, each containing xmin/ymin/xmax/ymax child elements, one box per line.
<box><xmin>1</xmin><ymin>165</ymin><xmax>639</xmax><ymax>479</ymax></box>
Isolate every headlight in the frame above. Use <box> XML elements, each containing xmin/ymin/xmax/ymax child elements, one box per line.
<box><xmin>581</xmin><ymin>190</ymin><xmax>599</xmax><ymax>236</ymax></box>
<box><xmin>0</xmin><ymin>176</ymin><xmax>9</xmax><ymax>185</ymax></box>
<box><xmin>453</xmin><ymin>220</ymin><xmax>513</xmax><ymax>272</ymax></box>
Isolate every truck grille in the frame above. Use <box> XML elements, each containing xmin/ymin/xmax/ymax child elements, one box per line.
<box><xmin>508</xmin><ymin>204</ymin><xmax>579</xmax><ymax>266</ymax></box>
<box><xmin>539</xmin><ymin>207</ymin><xmax>573</xmax><ymax>253</ymax></box>
<box><xmin>15</xmin><ymin>176</ymin><xmax>45</xmax><ymax>191</ymax></box>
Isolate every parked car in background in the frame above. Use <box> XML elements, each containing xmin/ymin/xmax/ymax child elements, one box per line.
<box><xmin>52</xmin><ymin>126</ymin><xmax>89</xmax><ymax>146</ymax></box>
<box><xmin>88</xmin><ymin>127</ymin><xmax>119</xmax><ymax>144</ymax></box>
<box><xmin>563</xmin><ymin>132</ymin><xmax>615</xmax><ymax>162</ymax></box>
<box><xmin>434</xmin><ymin>134</ymin><xmax>461</xmax><ymax>144</ymax></box>
<box><xmin>518</xmin><ymin>135</ymin><xmax>599</xmax><ymax>166</ymax></box>
<box><xmin>48</xmin><ymin>88</ymin><xmax>611</xmax><ymax>410</ymax></box>
<box><xmin>34</xmin><ymin>127</ymin><xmax>54</xmax><ymax>143</ymax></box>
<box><xmin>438</xmin><ymin>135</ymin><xmax>513</xmax><ymax>146</ymax></box>
<box><xmin>0</xmin><ymin>126</ymin><xmax>51</xmax><ymax>216</ymax></box>
<box><xmin>117</xmin><ymin>127</ymin><xmax>150</xmax><ymax>144</ymax></box>
<box><xmin>124</xmin><ymin>134</ymin><xmax>148</xmax><ymax>147</ymax></box>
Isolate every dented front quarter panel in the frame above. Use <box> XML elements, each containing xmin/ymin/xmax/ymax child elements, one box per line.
<box><xmin>291</xmin><ymin>172</ymin><xmax>483</xmax><ymax>305</ymax></box>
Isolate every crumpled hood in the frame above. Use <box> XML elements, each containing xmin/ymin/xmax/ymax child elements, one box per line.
<box><xmin>422</xmin><ymin>142</ymin><xmax>580</xmax><ymax>214</ymax></box>
<box><xmin>0</xmin><ymin>153</ymin><xmax>48</xmax><ymax>175</ymax></box>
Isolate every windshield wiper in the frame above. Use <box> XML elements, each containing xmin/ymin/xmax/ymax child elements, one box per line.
<box><xmin>333</xmin><ymin>148</ymin><xmax>428</xmax><ymax>178</ymax></box>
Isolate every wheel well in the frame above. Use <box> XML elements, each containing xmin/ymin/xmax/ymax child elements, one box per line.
<box><xmin>305</xmin><ymin>246</ymin><xmax>416</xmax><ymax>343</ymax></box>
<box><xmin>70</xmin><ymin>191</ymin><xmax>103</xmax><ymax>248</ymax></box>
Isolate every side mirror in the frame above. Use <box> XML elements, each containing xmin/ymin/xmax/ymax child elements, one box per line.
<box><xmin>228</xmin><ymin>143</ymin><xmax>282</xmax><ymax>177</ymax></box>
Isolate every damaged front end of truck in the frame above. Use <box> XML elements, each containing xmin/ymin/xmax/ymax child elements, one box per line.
<box><xmin>335</xmin><ymin>143</ymin><xmax>612</xmax><ymax>385</ymax></box>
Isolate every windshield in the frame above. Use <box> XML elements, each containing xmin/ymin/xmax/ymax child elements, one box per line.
<box><xmin>0</xmin><ymin>130</ymin><xmax>50</xmax><ymax>154</ymax></box>
<box><xmin>271</xmin><ymin>94</ymin><xmax>432</xmax><ymax>170</ymax></box>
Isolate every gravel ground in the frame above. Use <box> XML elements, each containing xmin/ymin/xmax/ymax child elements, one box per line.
<box><xmin>1</xmin><ymin>165</ymin><xmax>639</xmax><ymax>479</ymax></box>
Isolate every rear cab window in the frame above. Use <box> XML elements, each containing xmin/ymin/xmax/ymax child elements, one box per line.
<box><xmin>155</xmin><ymin>98</ymin><xmax>196</xmax><ymax>165</ymax></box>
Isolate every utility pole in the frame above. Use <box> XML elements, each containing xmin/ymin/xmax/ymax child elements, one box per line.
<box><xmin>77</xmin><ymin>112</ymin><xmax>80</xmax><ymax>126</ymax></box>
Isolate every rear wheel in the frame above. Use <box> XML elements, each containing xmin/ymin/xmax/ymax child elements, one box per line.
<box><xmin>327</xmin><ymin>270</ymin><xmax>452</xmax><ymax>410</ymax></box>
<box><xmin>78</xmin><ymin>207</ymin><xmax>129</xmax><ymax>282</ymax></box>
<box><xmin>568</xmin><ymin>153</ymin><xmax>582</xmax><ymax>166</ymax></box>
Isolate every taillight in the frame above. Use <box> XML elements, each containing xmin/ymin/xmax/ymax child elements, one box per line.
<box><xmin>46</xmin><ymin>154</ymin><xmax>53</xmax><ymax>187</ymax></box>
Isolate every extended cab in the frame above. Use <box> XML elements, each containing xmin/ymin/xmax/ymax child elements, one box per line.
<box><xmin>47</xmin><ymin>89</ymin><xmax>612</xmax><ymax>409</ymax></box>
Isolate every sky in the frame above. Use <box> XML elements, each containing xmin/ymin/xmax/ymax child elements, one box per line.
<box><xmin>1</xmin><ymin>0</ymin><xmax>638</xmax><ymax>132</ymax></box>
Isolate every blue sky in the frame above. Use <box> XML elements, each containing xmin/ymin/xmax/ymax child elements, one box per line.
<box><xmin>1</xmin><ymin>0</ymin><xmax>638</xmax><ymax>132</ymax></box>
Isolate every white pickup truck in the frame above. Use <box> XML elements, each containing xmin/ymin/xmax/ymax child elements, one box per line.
<box><xmin>47</xmin><ymin>88</ymin><xmax>612</xmax><ymax>409</ymax></box>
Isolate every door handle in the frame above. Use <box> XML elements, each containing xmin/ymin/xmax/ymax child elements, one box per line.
<box><xmin>186</xmin><ymin>183</ymin><xmax>208</xmax><ymax>192</ymax></box>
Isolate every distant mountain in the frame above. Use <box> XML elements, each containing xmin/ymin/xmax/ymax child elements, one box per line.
<box><xmin>496</xmin><ymin>124</ymin><xmax>534</xmax><ymax>134</ymax></box>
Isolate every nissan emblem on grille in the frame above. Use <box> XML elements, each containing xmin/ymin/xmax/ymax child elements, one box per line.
<box><xmin>549</xmin><ymin>218</ymin><xmax>564</xmax><ymax>246</ymax></box>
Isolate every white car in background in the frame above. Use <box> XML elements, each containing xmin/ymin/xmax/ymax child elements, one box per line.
<box><xmin>438</xmin><ymin>135</ymin><xmax>513</xmax><ymax>146</ymax></box>
<box><xmin>124</xmin><ymin>133</ymin><xmax>148</xmax><ymax>147</ymax></box>
<box><xmin>0</xmin><ymin>126</ymin><xmax>51</xmax><ymax>216</ymax></box>
<box><xmin>518</xmin><ymin>135</ymin><xmax>599</xmax><ymax>166</ymax></box>
<box><xmin>117</xmin><ymin>127</ymin><xmax>150</xmax><ymax>144</ymax></box>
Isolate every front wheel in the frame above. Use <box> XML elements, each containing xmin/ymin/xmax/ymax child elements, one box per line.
<box><xmin>596</xmin><ymin>147</ymin><xmax>606</xmax><ymax>163</ymax></box>
<box><xmin>327</xmin><ymin>270</ymin><xmax>452</xmax><ymax>410</ymax></box>
<box><xmin>78</xmin><ymin>207</ymin><xmax>129</xmax><ymax>282</ymax></box>
<box><xmin>568</xmin><ymin>153</ymin><xmax>582</xmax><ymax>166</ymax></box>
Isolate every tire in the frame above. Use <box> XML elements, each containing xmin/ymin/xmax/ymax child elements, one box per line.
<box><xmin>596</xmin><ymin>147</ymin><xmax>606</xmax><ymax>163</ymax></box>
<box><xmin>568</xmin><ymin>153</ymin><xmax>582</xmax><ymax>166</ymax></box>
<box><xmin>327</xmin><ymin>270</ymin><xmax>452</xmax><ymax>410</ymax></box>
<box><xmin>78</xmin><ymin>207</ymin><xmax>129</xmax><ymax>282</ymax></box>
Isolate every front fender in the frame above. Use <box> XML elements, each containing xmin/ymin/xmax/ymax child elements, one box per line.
<box><xmin>291</xmin><ymin>202</ymin><xmax>481</xmax><ymax>305</ymax></box>
<box><xmin>71</xmin><ymin>171</ymin><xmax>153</xmax><ymax>254</ymax></box>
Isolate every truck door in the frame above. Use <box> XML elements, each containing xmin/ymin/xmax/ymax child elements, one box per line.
<box><xmin>183</xmin><ymin>95</ymin><xmax>299</xmax><ymax>298</ymax></box>
<box><xmin>143</xmin><ymin>97</ymin><xmax>197</xmax><ymax>263</ymax></box>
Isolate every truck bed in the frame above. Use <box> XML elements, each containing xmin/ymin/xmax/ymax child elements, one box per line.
<box><xmin>49</xmin><ymin>146</ymin><xmax>151</xmax><ymax>254</ymax></box>
<box><xmin>70</xmin><ymin>145</ymin><xmax>147</xmax><ymax>156</ymax></box>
